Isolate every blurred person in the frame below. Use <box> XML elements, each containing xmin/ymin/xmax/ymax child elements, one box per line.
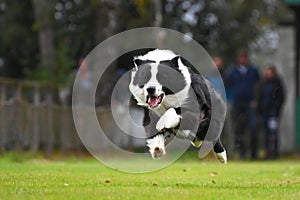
<box><xmin>209</xmin><ymin>56</ymin><xmax>235</xmax><ymax>156</ymax></box>
<box><xmin>226</xmin><ymin>49</ymin><xmax>260</xmax><ymax>160</ymax></box>
<box><xmin>76</xmin><ymin>57</ymin><xmax>93</xmax><ymax>103</ymax></box>
<box><xmin>212</xmin><ymin>56</ymin><xmax>233</xmax><ymax>101</ymax></box>
<box><xmin>77</xmin><ymin>58</ymin><xmax>92</xmax><ymax>104</ymax></box>
<box><xmin>208</xmin><ymin>56</ymin><xmax>226</xmax><ymax>100</ymax></box>
<box><xmin>257</xmin><ymin>65</ymin><xmax>285</xmax><ymax>159</ymax></box>
<box><xmin>213</xmin><ymin>56</ymin><xmax>225</xmax><ymax>78</ymax></box>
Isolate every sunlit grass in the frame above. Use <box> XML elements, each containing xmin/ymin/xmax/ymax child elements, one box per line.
<box><xmin>0</xmin><ymin>152</ymin><xmax>299</xmax><ymax>200</ymax></box>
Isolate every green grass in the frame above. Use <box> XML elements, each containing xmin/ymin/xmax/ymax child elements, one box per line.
<box><xmin>0</xmin><ymin>153</ymin><xmax>299</xmax><ymax>200</ymax></box>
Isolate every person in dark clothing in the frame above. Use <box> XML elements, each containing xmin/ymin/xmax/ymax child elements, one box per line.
<box><xmin>226</xmin><ymin>49</ymin><xmax>260</xmax><ymax>160</ymax></box>
<box><xmin>257</xmin><ymin>65</ymin><xmax>285</xmax><ymax>159</ymax></box>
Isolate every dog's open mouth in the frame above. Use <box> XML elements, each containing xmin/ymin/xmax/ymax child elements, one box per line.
<box><xmin>147</xmin><ymin>94</ymin><xmax>164</xmax><ymax>108</ymax></box>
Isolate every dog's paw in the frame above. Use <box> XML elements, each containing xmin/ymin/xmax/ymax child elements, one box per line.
<box><xmin>146</xmin><ymin>134</ymin><xmax>166</xmax><ymax>159</ymax></box>
<box><xmin>156</xmin><ymin>108</ymin><xmax>181</xmax><ymax>131</ymax></box>
<box><xmin>214</xmin><ymin>150</ymin><xmax>227</xmax><ymax>164</ymax></box>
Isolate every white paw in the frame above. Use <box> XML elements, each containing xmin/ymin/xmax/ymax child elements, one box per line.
<box><xmin>146</xmin><ymin>134</ymin><xmax>166</xmax><ymax>159</ymax></box>
<box><xmin>214</xmin><ymin>150</ymin><xmax>227</xmax><ymax>164</ymax></box>
<box><xmin>156</xmin><ymin>108</ymin><xmax>181</xmax><ymax>131</ymax></box>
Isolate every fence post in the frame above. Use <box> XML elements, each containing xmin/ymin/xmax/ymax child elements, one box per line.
<box><xmin>0</xmin><ymin>84</ymin><xmax>6</xmax><ymax>151</ymax></box>
<box><xmin>59</xmin><ymin>86</ymin><xmax>70</xmax><ymax>155</ymax></box>
<box><xmin>31</xmin><ymin>85</ymin><xmax>40</xmax><ymax>152</ymax></box>
<box><xmin>44</xmin><ymin>86</ymin><xmax>54</xmax><ymax>157</ymax></box>
<box><xmin>13</xmin><ymin>83</ymin><xmax>23</xmax><ymax>151</ymax></box>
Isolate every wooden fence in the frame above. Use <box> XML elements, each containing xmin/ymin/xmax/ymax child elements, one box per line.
<box><xmin>0</xmin><ymin>78</ymin><xmax>147</xmax><ymax>157</ymax></box>
<box><xmin>1</xmin><ymin>77</ymin><xmax>275</xmax><ymax>158</ymax></box>
<box><xmin>0</xmin><ymin>78</ymin><xmax>84</xmax><ymax>156</ymax></box>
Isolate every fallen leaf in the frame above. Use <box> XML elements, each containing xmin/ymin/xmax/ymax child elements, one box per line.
<box><xmin>212</xmin><ymin>180</ymin><xmax>216</xmax><ymax>184</ymax></box>
<box><xmin>210</xmin><ymin>172</ymin><xmax>217</xmax><ymax>177</ymax></box>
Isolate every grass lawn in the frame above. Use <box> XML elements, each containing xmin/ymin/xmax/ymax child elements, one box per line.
<box><xmin>0</xmin><ymin>152</ymin><xmax>299</xmax><ymax>200</ymax></box>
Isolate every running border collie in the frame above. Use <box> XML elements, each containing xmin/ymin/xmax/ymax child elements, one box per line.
<box><xmin>129</xmin><ymin>49</ymin><xmax>227</xmax><ymax>163</ymax></box>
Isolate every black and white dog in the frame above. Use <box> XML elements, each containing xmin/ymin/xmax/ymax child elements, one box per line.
<box><xmin>129</xmin><ymin>49</ymin><xmax>227</xmax><ymax>163</ymax></box>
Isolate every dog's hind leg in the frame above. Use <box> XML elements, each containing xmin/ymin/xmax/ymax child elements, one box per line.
<box><xmin>213</xmin><ymin>139</ymin><xmax>227</xmax><ymax>164</ymax></box>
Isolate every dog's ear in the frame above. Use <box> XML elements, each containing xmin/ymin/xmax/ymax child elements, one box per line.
<box><xmin>133</xmin><ymin>58</ymin><xmax>144</xmax><ymax>68</ymax></box>
<box><xmin>171</xmin><ymin>56</ymin><xmax>180</xmax><ymax>68</ymax></box>
<box><xmin>160</xmin><ymin>56</ymin><xmax>181</xmax><ymax>69</ymax></box>
<box><xmin>133</xmin><ymin>58</ymin><xmax>155</xmax><ymax>68</ymax></box>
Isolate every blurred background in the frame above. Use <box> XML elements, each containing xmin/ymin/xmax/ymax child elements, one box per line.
<box><xmin>0</xmin><ymin>0</ymin><xmax>299</xmax><ymax>159</ymax></box>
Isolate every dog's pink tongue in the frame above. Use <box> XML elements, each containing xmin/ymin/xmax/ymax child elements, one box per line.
<box><xmin>148</xmin><ymin>96</ymin><xmax>159</xmax><ymax>108</ymax></box>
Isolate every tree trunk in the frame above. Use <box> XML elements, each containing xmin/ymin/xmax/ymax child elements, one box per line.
<box><xmin>94</xmin><ymin>0</ymin><xmax>118</xmax><ymax>43</ymax></box>
<box><xmin>154</xmin><ymin>0</ymin><xmax>162</xmax><ymax>27</ymax></box>
<box><xmin>31</xmin><ymin>0</ymin><xmax>55</xmax><ymax>78</ymax></box>
<box><xmin>153</xmin><ymin>0</ymin><xmax>164</xmax><ymax>47</ymax></box>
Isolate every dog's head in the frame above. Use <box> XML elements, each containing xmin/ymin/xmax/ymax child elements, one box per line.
<box><xmin>129</xmin><ymin>49</ymin><xmax>191</xmax><ymax>110</ymax></box>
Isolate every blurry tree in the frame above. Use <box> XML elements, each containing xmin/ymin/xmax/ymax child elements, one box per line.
<box><xmin>0</xmin><ymin>0</ymin><xmax>289</xmax><ymax>80</ymax></box>
<box><xmin>52</xmin><ymin>0</ymin><xmax>96</xmax><ymax>84</ymax></box>
<box><xmin>94</xmin><ymin>0</ymin><xmax>119</xmax><ymax>43</ymax></box>
<box><xmin>0</xmin><ymin>0</ymin><xmax>38</xmax><ymax>78</ymax></box>
<box><xmin>31</xmin><ymin>0</ymin><xmax>56</xmax><ymax>80</ymax></box>
<box><xmin>54</xmin><ymin>0</ymin><xmax>95</xmax><ymax>62</ymax></box>
<box><xmin>162</xmin><ymin>0</ymin><xmax>284</xmax><ymax>65</ymax></box>
<box><xmin>154</xmin><ymin>0</ymin><xmax>163</xmax><ymax>27</ymax></box>
<box><xmin>118</xmin><ymin>0</ymin><xmax>155</xmax><ymax>29</ymax></box>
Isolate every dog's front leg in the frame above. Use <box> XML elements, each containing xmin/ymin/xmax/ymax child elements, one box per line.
<box><xmin>155</xmin><ymin>108</ymin><xmax>198</xmax><ymax>143</ymax></box>
<box><xmin>156</xmin><ymin>108</ymin><xmax>181</xmax><ymax>132</ymax></box>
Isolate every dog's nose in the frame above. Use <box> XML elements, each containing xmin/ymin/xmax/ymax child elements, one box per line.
<box><xmin>154</xmin><ymin>147</ymin><xmax>161</xmax><ymax>154</ymax></box>
<box><xmin>153</xmin><ymin>147</ymin><xmax>163</xmax><ymax>158</ymax></box>
<box><xmin>146</xmin><ymin>87</ymin><xmax>156</xmax><ymax>95</ymax></box>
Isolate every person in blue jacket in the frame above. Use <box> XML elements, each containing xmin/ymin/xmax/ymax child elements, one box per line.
<box><xmin>226</xmin><ymin>49</ymin><xmax>260</xmax><ymax>160</ymax></box>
